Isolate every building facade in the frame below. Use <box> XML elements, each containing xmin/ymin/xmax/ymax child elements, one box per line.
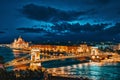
<box><xmin>11</xmin><ymin>36</ymin><xmax>29</xmax><ymax>49</ymax></box>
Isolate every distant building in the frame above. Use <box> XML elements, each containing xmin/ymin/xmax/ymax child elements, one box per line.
<box><xmin>11</xmin><ymin>36</ymin><xmax>29</xmax><ymax>49</ymax></box>
<box><xmin>113</xmin><ymin>44</ymin><xmax>120</xmax><ymax>50</ymax></box>
<box><xmin>30</xmin><ymin>44</ymin><xmax>92</xmax><ymax>54</ymax></box>
<box><xmin>77</xmin><ymin>44</ymin><xmax>91</xmax><ymax>53</ymax></box>
<box><xmin>91</xmin><ymin>47</ymin><xmax>99</xmax><ymax>55</ymax></box>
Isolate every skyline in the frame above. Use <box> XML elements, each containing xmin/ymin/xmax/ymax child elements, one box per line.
<box><xmin>0</xmin><ymin>0</ymin><xmax>120</xmax><ymax>43</ymax></box>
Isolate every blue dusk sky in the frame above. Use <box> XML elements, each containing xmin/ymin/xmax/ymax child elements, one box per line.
<box><xmin>0</xmin><ymin>0</ymin><xmax>120</xmax><ymax>43</ymax></box>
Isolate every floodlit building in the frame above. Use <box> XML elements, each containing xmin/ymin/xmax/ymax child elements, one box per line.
<box><xmin>11</xmin><ymin>36</ymin><xmax>29</xmax><ymax>49</ymax></box>
<box><xmin>113</xmin><ymin>44</ymin><xmax>120</xmax><ymax>50</ymax></box>
<box><xmin>77</xmin><ymin>44</ymin><xmax>91</xmax><ymax>53</ymax></box>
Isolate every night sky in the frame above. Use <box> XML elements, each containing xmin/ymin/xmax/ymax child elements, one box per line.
<box><xmin>0</xmin><ymin>0</ymin><xmax>120</xmax><ymax>43</ymax></box>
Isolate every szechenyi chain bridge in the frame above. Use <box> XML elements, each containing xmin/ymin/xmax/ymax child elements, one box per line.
<box><xmin>1</xmin><ymin>36</ymin><xmax>120</xmax><ymax>70</ymax></box>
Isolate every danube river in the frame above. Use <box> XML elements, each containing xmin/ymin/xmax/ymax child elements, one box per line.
<box><xmin>0</xmin><ymin>47</ymin><xmax>120</xmax><ymax>80</ymax></box>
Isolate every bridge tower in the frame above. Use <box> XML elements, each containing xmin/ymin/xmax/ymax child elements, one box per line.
<box><xmin>30</xmin><ymin>49</ymin><xmax>41</xmax><ymax>70</ymax></box>
<box><xmin>91</xmin><ymin>47</ymin><xmax>99</xmax><ymax>59</ymax></box>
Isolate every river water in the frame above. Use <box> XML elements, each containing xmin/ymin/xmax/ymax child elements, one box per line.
<box><xmin>0</xmin><ymin>47</ymin><xmax>120</xmax><ymax>80</ymax></box>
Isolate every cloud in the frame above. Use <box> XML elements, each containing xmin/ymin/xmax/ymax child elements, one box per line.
<box><xmin>20</xmin><ymin>3</ymin><xmax>94</xmax><ymax>22</ymax></box>
<box><xmin>47</xmin><ymin>22</ymin><xmax>119</xmax><ymax>42</ymax></box>
<box><xmin>52</xmin><ymin>22</ymin><xmax>109</xmax><ymax>33</ymax></box>
<box><xmin>16</xmin><ymin>27</ymin><xmax>45</xmax><ymax>33</ymax></box>
<box><xmin>16</xmin><ymin>22</ymin><xmax>119</xmax><ymax>36</ymax></box>
<box><xmin>41</xmin><ymin>0</ymin><xmax>111</xmax><ymax>6</ymax></box>
<box><xmin>16</xmin><ymin>22</ymin><xmax>120</xmax><ymax>42</ymax></box>
<box><xmin>103</xmin><ymin>23</ymin><xmax>120</xmax><ymax>35</ymax></box>
<box><xmin>82</xmin><ymin>0</ymin><xmax>111</xmax><ymax>5</ymax></box>
<box><xmin>99</xmin><ymin>0</ymin><xmax>111</xmax><ymax>4</ymax></box>
<box><xmin>0</xmin><ymin>31</ymin><xmax>5</xmax><ymax>34</ymax></box>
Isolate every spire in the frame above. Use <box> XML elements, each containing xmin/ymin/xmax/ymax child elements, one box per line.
<box><xmin>18</xmin><ymin>35</ymin><xmax>22</xmax><ymax>41</ymax></box>
<box><xmin>14</xmin><ymin>38</ymin><xmax>17</xmax><ymax>42</ymax></box>
<box><xmin>19</xmin><ymin>35</ymin><xmax>21</xmax><ymax>38</ymax></box>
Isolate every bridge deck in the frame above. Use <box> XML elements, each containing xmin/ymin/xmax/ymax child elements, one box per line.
<box><xmin>4</xmin><ymin>53</ymin><xmax>111</xmax><ymax>67</ymax></box>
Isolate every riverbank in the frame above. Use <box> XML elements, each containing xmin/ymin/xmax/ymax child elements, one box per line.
<box><xmin>49</xmin><ymin>75</ymin><xmax>91</xmax><ymax>80</ymax></box>
<box><xmin>0</xmin><ymin>68</ymin><xmax>92</xmax><ymax>80</ymax></box>
<box><xmin>101</xmin><ymin>55</ymin><xmax>120</xmax><ymax>63</ymax></box>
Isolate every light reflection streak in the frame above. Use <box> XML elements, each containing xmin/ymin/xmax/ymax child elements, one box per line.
<box><xmin>47</xmin><ymin>61</ymin><xmax>119</xmax><ymax>80</ymax></box>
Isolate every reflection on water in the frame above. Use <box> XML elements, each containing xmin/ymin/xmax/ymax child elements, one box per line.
<box><xmin>47</xmin><ymin>62</ymin><xmax>120</xmax><ymax>80</ymax></box>
<box><xmin>12</xmin><ymin>51</ymin><xmax>29</xmax><ymax>70</ymax></box>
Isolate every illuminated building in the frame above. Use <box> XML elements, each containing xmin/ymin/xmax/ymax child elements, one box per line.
<box><xmin>113</xmin><ymin>44</ymin><xmax>120</xmax><ymax>50</ymax></box>
<box><xmin>30</xmin><ymin>44</ymin><xmax>92</xmax><ymax>54</ymax></box>
<box><xmin>77</xmin><ymin>44</ymin><xmax>91</xmax><ymax>53</ymax></box>
<box><xmin>11</xmin><ymin>36</ymin><xmax>29</xmax><ymax>49</ymax></box>
<box><xmin>91</xmin><ymin>47</ymin><xmax>99</xmax><ymax>55</ymax></box>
